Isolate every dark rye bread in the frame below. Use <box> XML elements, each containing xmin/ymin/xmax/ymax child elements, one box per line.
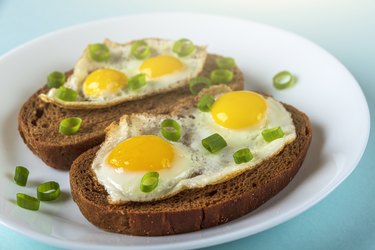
<box><xmin>18</xmin><ymin>54</ymin><xmax>244</xmax><ymax>170</ymax></box>
<box><xmin>69</xmin><ymin>104</ymin><xmax>312</xmax><ymax>236</ymax></box>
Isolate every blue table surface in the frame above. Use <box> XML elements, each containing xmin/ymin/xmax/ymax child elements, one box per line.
<box><xmin>1</xmin><ymin>0</ymin><xmax>374</xmax><ymax>249</ymax></box>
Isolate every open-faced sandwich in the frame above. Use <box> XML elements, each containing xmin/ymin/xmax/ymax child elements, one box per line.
<box><xmin>70</xmin><ymin>85</ymin><xmax>312</xmax><ymax>236</ymax></box>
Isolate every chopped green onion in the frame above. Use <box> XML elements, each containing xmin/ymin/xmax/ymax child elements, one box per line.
<box><xmin>140</xmin><ymin>172</ymin><xmax>159</xmax><ymax>193</ymax></box>
<box><xmin>47</xmin><ymin>71</ymin><xmax>66</xmax><ymax>88</ymax></box>
<box><xmin>262</xmin><ymin>127</ymin><xmax>285</xmax><ymax>142</ymax></box>
<box><xmin>233</xmin><ymin>148</ymin><xmax>253</xmax><ymax>164</ymax></box>
<box><xmin>37</xmin><ymin>181</ymin><xmax>61</xmax><ymax>201</ymax></box>
<box><xmin>16</xmin><ymin>193</ymin><xmax>40</xmax><ymax>211</ymax></box>
<box><xmin>189</xmin><ymin>76</ymin><xmax>211</xmax><ymax>94</ymax></box>
<box><xmin>14</xmin><ymin>166</ymin><xmax>29</xmax><ymax>186</ymax></box>
<box><xmin>215</xmin><ymin>57</ymin><xmax>236</xmax><ymax>70</ymax></box>
<box><xmin>88</xmin><ymin>43</ymin><xmax>110</xmax><ymax>62</ymax></box>
<box><xmin>161</xmin><ymin>119</ymin><xmax>181</xmax><ymax>142</ymax></box>
<box><xmin>202</xmin><ymin>133</ymin><xmax>227</xmax><ymax>153</ymax></box>
<box><xmin>173</xmin><ymin>38</ymin><xmax>196</xmax><ymax>57</ymax></box>
<box><xmin>128</xmin><ymin>73</ymin><xmax>147</xmax><ymax>91</ymax></box>
<box><xmin>197</xmin><ymin>94</ymin><xmax>215</xmax><ymax>112</ymax></box>
<box><xmin>273</xmin><ymin>71</ymin><xmax>296</xmax><ymax>90</ymax></box>
<box><xmin>59</xmin><ymin>117</ymin><xmax>82</xmax><ymax>135</ymax></box>
<box><xmin>130</xmin><ymin>41</ymin><xmax>151</xmax><ymax>59</ymax></box>
<box><xmin>55</xmin><ymin>86</ymin><xmax>78</xmax><ymax>102</ymax></box>
<box><xmin>210</xmin><ymin>69</ymin><xmax>233</xmax><ymax>84</ymax></box>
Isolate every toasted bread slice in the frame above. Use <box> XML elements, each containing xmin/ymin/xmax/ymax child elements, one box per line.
<box><xmin>69</xmin><ymin>100</ymin><xmax>312</xmax><ymax>236</ymax></box>
<box><xmin>18</xmin><ymin>54</ymin><xmax>244</xmax><ymax>170</ymax></box>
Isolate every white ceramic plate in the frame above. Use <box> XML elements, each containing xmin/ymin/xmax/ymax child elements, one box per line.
<box><xmin>0</xmin><ymin>13</ymin><xmax>370</xmax><ymax>250</ymax></box>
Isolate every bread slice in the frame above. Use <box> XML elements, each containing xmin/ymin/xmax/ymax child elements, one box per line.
<box><xmin>69</xmin><ymin>101</ymin><xmax>312</xmax><ymax>236</ymax></box>
<box><xmin>18</xmin><ymin>54</ymin><xmax>244</xmax><ymax>170</ymax></box>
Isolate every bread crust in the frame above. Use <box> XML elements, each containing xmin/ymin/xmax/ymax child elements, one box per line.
<box><xmin>69</xmin><ymin>103</ymin><xmax>312</xmax><ymax>236</ymax></box>
<box><xmin>18</xmin><ymin>54</ymin><xmax>244</xmax><ymax>170</ymax></box>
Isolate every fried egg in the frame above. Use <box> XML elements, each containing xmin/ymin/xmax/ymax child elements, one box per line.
<box><xmin>92</xmin><ymin>88</ymin><xmax>296</xmax><ymax>203</ymax></box>
<box><xmin>40</xmin><ymin>38</ymin><xmax>207</xmax><ymax>109</ymax></box>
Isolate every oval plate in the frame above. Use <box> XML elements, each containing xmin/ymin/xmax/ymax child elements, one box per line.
<box><xmin>0</xmin><ymin>13</ymin><xmax>370</xmax><ymax>250</ymax></box>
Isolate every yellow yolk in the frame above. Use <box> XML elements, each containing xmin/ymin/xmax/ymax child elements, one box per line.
<box><xmin>140</xmin><ymin>55</ymin><xmax>184</xmax><ymax>78</ymax></box>
<box><xmin>106</xmin><ymin>135</ymin><xmax>175</xmax><ymax>171</ymax></box>
<box><xmin>83</xmin><ymin>69</ymin><xmax>128</xmax><ymax>98</ymax></box>
<box><xmin>210</xmin><ymin>91</ymin><xmax>267</xmax><ymax>129</ymax></box>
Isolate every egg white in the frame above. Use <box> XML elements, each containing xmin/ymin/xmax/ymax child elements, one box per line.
<box><xmin>185</xmin><ymin>96</ymin><xmax>296</xmax><ymax>188</ymax></box>
<box><xmin>92</xmin><ymin>114</ymin><xmax>204</xmax><ymax>203</ymax></box>
<box><xmin>40</xmin><ymin>38</ymin><xmax>207</xmax><ymax>109</ymax></box>
<box><xmin>92</xmin><ymin>91</ymin><xmax>297</xmax><ymax>204</ymax></box>
<box><xmin>95</xmin><ymin>142</ymin><xmax>199</xmax><ymax>203</ymax></box>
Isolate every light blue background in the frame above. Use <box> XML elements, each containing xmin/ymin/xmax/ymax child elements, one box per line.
<box><xmin>1</xmin><ymin>0</ymin><xmax>374</xmax><ymax>249</ymax></box>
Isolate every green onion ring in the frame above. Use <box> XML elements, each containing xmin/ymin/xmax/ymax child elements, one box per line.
<box><xmin>273</xmin><ymin>71</ymin><xmax>296</xmax><ymax>90</ymax></box>
<box><xmin>210</xmin><ymin>69</ymin><xmax>234</xmax><ymax>84</ymax></box>
<box><xmin>262</xmin><ymin>127</ymin><xmax>285</xmax><ymax>142</ymax></box>
<box><xmin>37</xmin><ymin>181</ymin><xmax>61</xmax><ymax>201</ymax></box>
<box><xmin>47</xmin><ymin>71</ymin><xmax>66</xmax><ymax>88</ymax></box>
<box><xmin>16</xmin><ymin>193</ymin><xmax>40</xmax><ymax>211</ymax></box>
<box><xmin>88</xmin><ymin>43</ymin><xmax>110</xmax><ymax>62</ymax></box>
<box><xmin>173</xmin><ymin>38</ymin><xmax>196</xmax><ymax>57</ymax></box>
<box><xmin>161</xmin><ymin>119</ymin><xmax>181</xmax><ymax>142</ymax></box>
<box><xmin>14</xmin><ymin>166</ymin><xmax>29</xmax><ymax>186</ymax></box>
<box><xmin>55</xmin><ymin>86</ymin><xmax>78</xmax><ymax>102</ymax></box>
<box><xmin>197</xmin><ymin>94</ymin><xmax>215</xmax><ymax>112</ymax></box>
<box><xmin>59</xmin><ymin>117</ymin><xmax>82</xmax><ymax>135</ymax></box>
<box><xmin>215</xmin><ymin>57</ymin><xmax>236</xmax><ymax>70</ymax></box>
<box><xmin>128</xmin><ymin>73</ymin><xmax>147</xmax><ymax>91</ymax></box>
<box><xmin>233</xmin><ymin>148</ymin><xmax>253</xmax><ymax>164</ymax></box>
<box><xmin>189</xmin><ymin>76</ymin><xmax>212</xmax><ymax>94</ymax></box>
<box><xmin>130</xmin><ymin>41</ymin><xmax>151</xmax><ymax>59</ymax></box>
<box><xmin>201</xmin><ymin>133</ymin><xmax>227</xmax><ymax>153</ymax></box>
<box><xmin>140</xmin><ymin>172</ymin><xmax>159</xmax><ymax>193</ymax></box>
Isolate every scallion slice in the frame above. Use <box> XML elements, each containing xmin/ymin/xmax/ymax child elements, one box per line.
<box><xmin>16</xmin><ymin>193</ymin><xmax>40</xmax><ymax>211</ymax></box>
<box><xmin>210</xmin><ymin>69</ymin><xmax>233</xmax><ymax>84</ymax></box>
<box><xmin>197</xmin><ymin>94</ymin><xmax>215</xmax><ymax>112</ymax></box>
<box><xmin>88</xmin><ymin>43</ymin><xmax>110</xmax><ymax>62</ymax></box>
<box><xmin>161</xmin><ymin>119</ymin><xmax>181</xmax><ymax>142</ymax></box>
<box><xmin>47</xmin><ymin>71</ymin><xmax>66</xmax><ymax>88</ymax></box>
<box><xmin>128</xmin><ymin>73</ymin><xmax>147</xmax><ymax>91</ymax></box>
<box><xmin>262</xmin><ymin>127</ymin><xmax>285</xmax><ymax>142</ymax></box>
<box><xmin>14</xmin><ymin>166</ymin><xmax>29</xmax><ymax>186</ymax></box>
<box><xmin>55</xmin><ymin>86</ymin><xmax>78</xmax><ymax>102</ymax></box>
<box><xmin>140</xmin><ymin>172</ymin><xmax>159</xmax><ymax>193</ymax></box>
<box><xmin>37</xmin><ymin>181</ymin><xmax>61</xmax><ymax>201</ymax></box>
<box><xmin>130</xmin><ymin>41</ymin><xmax>151</xmax><ymax>59</ymax></box>
<box><xmin>173</xmin><ymin>38</ymin><xmax>195</xmax><ymax>57</ymax></box>
<box><xmin>273</xmin><ymin>71</ymin><xmax>296</xmax><ymax>90</ymax></box>
<box><xmin>202</xmin><ymin>133</ymin><xmax>227</xmax><ymax>153</ymax></box>
<box><xmin>189</xmin><ymin>76</ymin><xmax>211</xmax><ymax>94</ymax></box>
<box><xmin>233</xmin><ymin>148</ymin><xmax>253</xmax><ymax>164</ymax></box>
<box><xmin>215</xmin><ymin>57</ymin><xmax>236</xmax><ymax>70</ymax></box>
<box><xmin>59</xmin><ymin>117</ymin><xmax>82</xmax><ymax>135</ymax></box>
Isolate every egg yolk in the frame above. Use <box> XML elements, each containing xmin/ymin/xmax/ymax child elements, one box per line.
<box><xmin>140</xmin><ymin>55</ymin><xmax>184</xmax><ymax>78</ymax></box>
<box><xmin>210</xmin><ymin>91</ymin><xmax>267</xmax><ymax>129</ymax></box>
<box><xmin>106</xmin><ymin>135</ymin><xmax>175</xmax><ymax>172</ymax></box>
<box><xmin>83</xmin><ymin>69</ymin><xmax>128</xmax><ymax>98</ymax></box>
